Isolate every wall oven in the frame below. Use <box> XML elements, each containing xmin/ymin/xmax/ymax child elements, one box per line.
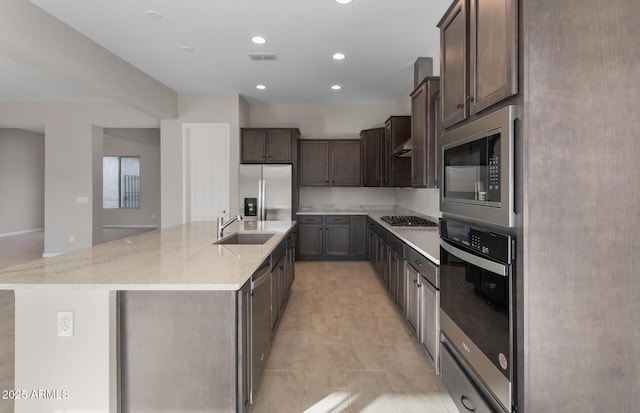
<box><xmin>440</xmin><ymin>105</ymin><xmax>519</xmax><ymax>227</ymax></box>
<box><xmin>439</xmin><ymin>218</ymin><xmax>516</xmax><ymax>413</ymax></box>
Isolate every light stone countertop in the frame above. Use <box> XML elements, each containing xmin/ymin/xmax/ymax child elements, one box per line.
<box><xmin>297</xmin><ymin>209</ymin><xmax>440</xmax><ymax>265</ymax></box>
<box><xmin>0</xmin><ymin>221</ymin><xmax>296</xmax><ymax>291</ymax></box>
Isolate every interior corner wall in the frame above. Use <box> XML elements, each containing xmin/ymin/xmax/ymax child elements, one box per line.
<box><xmin>102</xmin><ymin>132</ymin><xmax>160</xmax><ymax>228</ymax></box>
<box><xmin>91</xmin><ymin>126</ymin><xmax>103</xmax><ymax>245</ymax></box>
<box><xmin>0</xmin><ymin>128</ymin><xmax>44</xmax><ymax>235</ymax></box>
<box><xmin>160</xmin><ymin>94</ymin><xmax>241</xmax><ymax>228</ymax></box>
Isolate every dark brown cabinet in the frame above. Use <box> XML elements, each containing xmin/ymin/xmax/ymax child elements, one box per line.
<box><xmin>298</xmin><ymin>140</ymin><xmax>361</xmax><ymax>187</ymax></box>
<box><xmin>384</xmin><ymin>116</ymin><xmax>412</xmax><ymax>187</ymax></box>
<box><xmin>297</xmin><ymin>214</ymin><xmax>367</xmax><ymax>260</ymax></box>
<box><xmin>241</xmin><ymin>128</ymin><xmax>298</xmax><ymax>163</ymax></box>
<box><xmin>410</xmin><ymin>78</ymin><xmax>440</xmax><ymax>188</ymax></box>
<box><xmin>361</xmin><ymin>128</ymin><xmax>383</xmax><ymax>187</ymax></box>
<box><xmin>438</xmin><ymin>0</ymin><xmax>518</xmax><ymax>130</ymax></box>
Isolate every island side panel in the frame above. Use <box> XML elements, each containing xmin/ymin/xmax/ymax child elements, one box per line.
<box><xmin>13</xmin><ymin>289</ymin><xmax>116</xmax><ymax>412</ymax></box>
<box><xmin>119</xmin><ymin>291</ymin><xmax>237</xmax><ymax>412</ymax></box>
<box><xmin>0</xmin><ymin>291</ymin><xmax>14</xmax><ymax>413</ymax></box>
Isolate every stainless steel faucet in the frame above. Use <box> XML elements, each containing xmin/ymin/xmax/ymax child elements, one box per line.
<box><xmin>217</xmin><ymin>214</ymin><xmax>243</xmax><ymax>239</ymax></box>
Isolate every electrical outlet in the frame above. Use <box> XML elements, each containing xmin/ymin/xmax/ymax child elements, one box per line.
<box><xmin>69</xmin><ymin>235</ymin><xmax>75</xmax><ymax>243</ymax></box>
<box><xmin>57</xmin><ymin>312</ymin><xmax>74</xmax><ymax>337</ymax></box>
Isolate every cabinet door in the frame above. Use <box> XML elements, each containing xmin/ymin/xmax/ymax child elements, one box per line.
<box><xmin>361</xmin><ymin>129</ymin><xmax>382</xmax><ymax>187</ymax></box>
<box><xmin>383</xmin><ymin>121</ymin><xmax>393</xmax><ymax>186</ymax></box>
<box><xmin>325</xmin><ymin>224</ymin><xmax>350</xmax><ymax>257</ymax></box>
<box><xmin>297</xmin><ymin>224</ymin><xmax>324</xmax><ymax>257</ymax></box>
<box><xmin>411</xmin><ymin>83</ymin><xmax>427</xmax><ymax>187</ymax></box>
<box><xmin>439</xmin><ymin>0</ymin><xmax>467</xmax><ymax>129</ymax></box>
<box><xmin>469</xmin><ymin>0</ymin><xmax>518</xmax><ymax>115</ymax></box>
<box><xmin>241</xmin><ymin>130</ymin><xmax>267</xmax><ymax>163</ymax></box>
<box><xmin>267</xmin><ymin>130</ymin><xmax>292</xmax><ymax>163</ymax></box>
<box><xmin>419</xmin><ymin>277</ymin><xmax>439</xmax><ymax>368</ymax></box>
<box><xmin>389</xmin><ymin>251</ymin><xmax>399</xmax><ymax>301</ymax></box>
<box><xmin>349</xmin><ymin>216</ymin><xmax>367</xmax><ymax>258</ymax></box>
<box><xmin>277</xmin><ymin>255</ymin><xmax>287</xmax><ymax>312</ymax></box>
<box><xmin>406</xmin><ymin>265</ymin><xmax>420</xmax><ymax>336</ymax></box>
<box><xmin>397</xmin><ymin>259</ymin><xmax>406</xmax><ymax>314</ymax></box>
<box><xmin>331</xmin><ymin>140</ymin><xmax>361</xmax><ymax>186</ymax></box>
<box><xmin>299</xmin><ymin>141</ymin><xmax>329</xmax><ymax>186</ymax></box>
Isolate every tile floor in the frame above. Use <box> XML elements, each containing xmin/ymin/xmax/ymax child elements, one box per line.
<box><xmin>252</xmin><ymin>261</ymin><xmax>457</xmax><ymax>413</ymax></box>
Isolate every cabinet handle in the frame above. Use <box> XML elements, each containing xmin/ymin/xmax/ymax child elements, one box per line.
<box><xmin>466</xmin><ymin>96</ymin><xmax>475</xmax><ymax>103</ymax></box>
<box><xmin>414</xmin><ymin>259</ymin><xmax>423</xmax><ymax>267</ymax></box>
<box><xmin>456</xmin><ymin>103</ymin><xmax>464</xmax><ymax>109</ymax></box>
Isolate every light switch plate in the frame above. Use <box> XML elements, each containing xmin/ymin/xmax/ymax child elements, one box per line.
<box><xmin>57</xmin><ymin>311</ymin><xmax>74</xmax><ymax>337</ymax></box>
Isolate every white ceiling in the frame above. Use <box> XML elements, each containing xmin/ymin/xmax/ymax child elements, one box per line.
<box><xmin>4</xmin><ymin>0</ymin><xmax>451</xmax><ymax>105</ymax></box>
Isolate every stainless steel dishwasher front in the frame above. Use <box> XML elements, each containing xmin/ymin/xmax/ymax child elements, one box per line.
<box><xmin>250</xmin><ymin>259</ymin><xmax>272</xmax><ymax>403</ymax></box>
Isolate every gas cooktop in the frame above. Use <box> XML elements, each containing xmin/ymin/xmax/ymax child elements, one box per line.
<box><xmin>380</xmin><ymin>215</ymin><xmax>438</xmax><ymax>228</ymax></box>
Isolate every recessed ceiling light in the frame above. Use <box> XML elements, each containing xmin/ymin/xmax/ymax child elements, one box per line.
<box><xmin>145</xmin><ymin>10</ymin><xmax>163</xmax><ymax>19</ymax></box>
<box><xmin>256</xmin><ymin>84</ymin><xmax>266</xmax><ymax>90</ymax></box>
<box><xmin>335</xmin><ymin>0</ymin><xmax>353</xmax><ymax>4</ymax></box>
<box><xmin>331</xmin><ymin>85</ymin><xmax>342</xmax><ymax>90</ymax></box>
<box><xmin>181</xmin><ymin>46</ymin><xmax>195</xmax><ymax>53</ymax></box>
<box><xmin>332</xmin><ymin>53</ymin><xmax>346</xmax><ymax>60</ymax></box>
<box><xmin>251</xmin><ymin>36</ymin><xmax>267</xmax><ymax>45</ymax></box>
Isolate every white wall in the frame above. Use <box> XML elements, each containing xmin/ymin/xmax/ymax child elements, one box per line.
<box><xmin>0</xmin><ymin>101</ymin><xmax>159</xmax><ymax>255</ymax></box>
<box><xmin>394</xmin><ymin>188</ymin><xmax>440</xmax><ymax>217</ymax></box>
<box><xmin>161</xmin><ymin>94</ymin><xmax>242</xmax><ymax>228</ymax></box>
<box><xmin>0</xmin><ymin>128</ymin><xmax>44</xmax><ymax>235</ymax></box>
<box><xmin>102</xmin><ymin>129</ymin><xmax>161</xmax><ymax>228</ymax></box>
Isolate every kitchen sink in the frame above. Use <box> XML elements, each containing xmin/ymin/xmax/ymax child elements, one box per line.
<box><xmin>214</xmin><ymin>232</ymin><xmax>275</xmax><ymax>245</ymax></box>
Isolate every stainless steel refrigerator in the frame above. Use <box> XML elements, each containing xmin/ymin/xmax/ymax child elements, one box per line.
<box><xmin>239</xmin><ymin>164</ymin><xmax>292</xmax><ymax>221</ymax></box>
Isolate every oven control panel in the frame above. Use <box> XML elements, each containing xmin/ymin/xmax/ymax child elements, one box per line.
<box><xmin>440</xmin><ymin>219</ymin><xmax>512</xmax><ymax>263</ymax></box>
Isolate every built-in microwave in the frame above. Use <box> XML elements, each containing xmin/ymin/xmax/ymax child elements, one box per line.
<box><xmin>439</xmin><ymin>105</ymin><xmax>519</xmax><ymax>227</ymax></box>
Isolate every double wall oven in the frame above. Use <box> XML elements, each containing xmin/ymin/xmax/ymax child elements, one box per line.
<box><xmin>438</xmin><ymin>105</ymin><xmax>519</xmax><ymax>413</ymax></box>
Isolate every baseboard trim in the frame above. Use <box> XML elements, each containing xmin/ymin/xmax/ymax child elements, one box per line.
<box><xmin>103</xmin><ymin>225</ymin><xmax>158</xmax><ymax>229</ymax></box>
<box><xmin>0</xmin><ymin>228</ymin><xmax>44</xmax><ymax>238</ymax></box>
<box><xmin>42</xmin><ymin>252</ymin><xmax>62</xmax><ymax>258</ymax></box>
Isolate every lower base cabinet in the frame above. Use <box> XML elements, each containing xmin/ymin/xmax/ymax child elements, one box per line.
<box><xmin>119</xmin><ymin>231</ymin><xmax>295</xmax><ymax>413</ymax></box>
<box><xmin>297</xmin><ymin>215</ymin><xmax>367</xmax><ymax>260</ymax></box>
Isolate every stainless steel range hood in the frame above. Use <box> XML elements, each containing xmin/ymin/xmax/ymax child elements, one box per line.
<box><xmin>393</xmin><ymin>138</ymin><xmax>412</xmax><ymax>157</ymax></box>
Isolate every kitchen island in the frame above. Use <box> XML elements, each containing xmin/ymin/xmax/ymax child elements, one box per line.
<box><xmin>0</xmin><ymin>220</ymin><xmax>296</xmax><ymax>413</ymax></box>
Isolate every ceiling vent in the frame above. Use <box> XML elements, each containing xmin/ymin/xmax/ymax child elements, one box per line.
<box><xmin>248</xmin><ymin>53</ymin><xmax>278</xmax><ymax>61</ymax></box>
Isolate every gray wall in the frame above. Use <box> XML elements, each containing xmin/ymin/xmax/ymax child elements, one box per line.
<box><xmin>102</xmin><ymin>128</ymin><xmax>160</xmax><ymax>228</ymax></box>
<box><xmin>522</xmin><ymin>0</ymin><xmax>640</xmax><ymax>411</ymax></box>
<box><xmin>0</xmin><ymin>128</ymin><xmax>44</xmax><ymax>235</ymax></box>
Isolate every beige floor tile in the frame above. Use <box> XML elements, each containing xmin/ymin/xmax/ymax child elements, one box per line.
<box><xmin>252</xmin><ymin>369</ymin><xmax>305</xmax><ymax>413</ymax></box>
<box><xmin>301</xmin><ymin>389</ymin><xmax>350</xmax><ymax>413</ymax></box>
<box><xmin>266</xmin><ymin>332</ymin><xmax>310</xmax><ymax>369</ymax></box>
<box><xmin>306</xmin><ymin>343</ymin><xmax>349</xmax><ymax>369</ymax></box>
<box><xmin>346</xmin><ymin>370</ymin><xmax>400</xmax><ymax>413</ymax></box>
<box><xmin>302</xmin><ymin>368</ymin><xmax>348</xmax><ymax>389</ymax></box>
<box><xmin>394</xmin><ymin>389</ymin><xmax>451</xmax><ymax>413</ymax></box>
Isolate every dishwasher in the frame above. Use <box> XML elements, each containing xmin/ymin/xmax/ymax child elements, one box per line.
<box><xmin>251</xmin><ymin>259</ymin><xmax>272</xmax><ymax>403</ymax></box>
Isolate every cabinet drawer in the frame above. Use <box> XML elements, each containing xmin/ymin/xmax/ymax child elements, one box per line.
<box><xmin>440</xmin><ymin>342</ymin><xmax>494</xmax><ymax>413</ymax></box>
<box><xmin>325</xmin><ymin>215</ymin><xmax>350</xmax><ymax>225</ymax></box>
<box><xmin>407</xmin><ymin>247</ymin><xmax>438</xmax><ymax>287</ymax></box>
<box><xmin>388</xmin><ymin>234</ymin><xmax>405</xmax><ymax>257</ymax></box>
<box><xmin>297</xmin><ymin>215</ymin><xmax>322</xmax><ymax>225</ymax></box>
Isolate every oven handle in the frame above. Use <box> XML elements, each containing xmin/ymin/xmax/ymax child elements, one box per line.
<box><xmin>440</xmin><ymin>239</ymin><xmax>507</xmax><ymax>276</ymax></box>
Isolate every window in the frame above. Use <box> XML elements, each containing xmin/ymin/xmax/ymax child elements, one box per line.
<box><xmin>103</xmin><ymin>156</ymin><xmax>140</xmax><ymax>208</ymax></box>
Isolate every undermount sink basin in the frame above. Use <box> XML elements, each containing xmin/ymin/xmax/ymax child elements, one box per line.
<box><xmin>214</xmin><ymin>232</ymin><xmax>275</xmax><ymax>245</ymax></box>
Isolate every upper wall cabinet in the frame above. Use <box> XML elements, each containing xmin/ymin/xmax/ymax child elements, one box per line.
<box><xmin>241</xmin><ymin>128</ymin><xmax>299</xmax><ymax>163</ymax></box>
<box><xmin>438</xmin><ymin>0</ymin><xmax>518</xmax><ymax>130</ymax></box>
<box><xmin>411</xmin><ymin>78</ymin><xmax>440</xmax><ymax>188</ymax></box>
<box><xmin>361</xmin><ymin>128</ymin><xmax>384</xmax><ymax>187</ymax></box>
<box><xmin>298</xmin><ymin>140</ymin><xmax>361</xmax><ymax>187</ymax></box>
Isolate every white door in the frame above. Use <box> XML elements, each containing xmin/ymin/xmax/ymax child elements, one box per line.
<box><xmin>184</xmin><ymin>124</ymin><xmax>229</xmax><ymax>222</ymax></box>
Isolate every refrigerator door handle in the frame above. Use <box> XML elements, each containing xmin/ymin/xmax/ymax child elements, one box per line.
<box><xmin>261</xmin><ymin>179</ymin><xmax>267</xmax><ymax>220</ymax></box>
<box><xmin>257</xmin><ymin>180</ymin><xmax>263</xmax><ymax>221</ymax></box>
